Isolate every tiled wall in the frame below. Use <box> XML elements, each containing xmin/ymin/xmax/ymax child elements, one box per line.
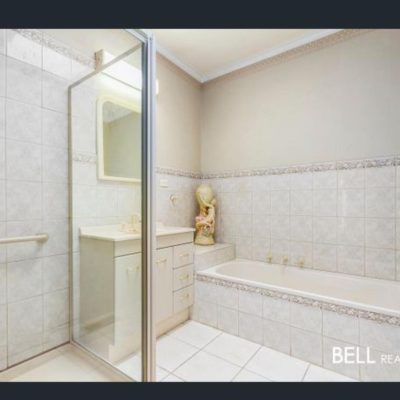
<box><xmin>0</xmin><ymin>29</ymin><xmax>94</xmax><ymax>369</ymax></box>
<box><xmin>156</xmin><ymin>172</ymin><xmax>199</xmax><ymax>228</ymax></box>
<box><xmin>192</xmin><ymin>278</ymin><xmax>400</xmax><ymax>381</ymax></box>
<box><xmin>207</xmin><ymin>161</ymin><xmax>400</xmax><ymax>281</ymax></box>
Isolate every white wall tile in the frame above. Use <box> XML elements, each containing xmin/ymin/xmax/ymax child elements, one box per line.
<box><xmin>238</xmin><ymin>291</ymin><xmax>262</xmax><ymax>316</ymax></box>
<box><xmin>42</xmin><ymin>146</ymin><xmax>68</xmax><ymax>183</ymax></box>
<box><xmin>263</xmin><ymin>319</ymin><xmax>290</xmax><ymax>354</ymax></box>
<box><xmin>252</xmin><ymin>191</ymin><xmax>270</xmax><ymax>215</ymax></box>
<box><xmin>313</xmin><ymin>189</ymin><xmax>337</xmax><ymax>217</ymax></box>
<box><xmin>313</xmin><ymin>217</ymin><xmax>337</xmax><ymax>244</ymax></box>
<box><xmin>291</xmin><ymin>327</ymin><xmax>322</xmax><ymax>365</ymax></box>
<box><xmin>290</xmin><ymin>190</ymin><xmax>312</xmax><ymax>215</ymax></box>
<box><xmin>290</xmin><ymin>241</ymin><xmax>313</xmax><ymax>267</ymax></box>
<box><xmin>290</xmin><ymin>215</ymin><xmax>312</xmax><ymax>242</ymax></box>
<box><xmin>365</xmin><ymin>248</ymin><xmax>395</xmax><ymax>279</ymax></box>
<box><xmin>359</xmin><ymin>318</ymin><xmax>400</xmax><ymax>354</ymax></box>
<box><xmin>262</xmin><ymin>296</ymin><xmax>290</xmax><ymax>324</ymax></box>
<box><xmin>290</xmin><ymin>172</ymin><xmax>312</xmax><ymax>190</ymax></box>
<box><xmin>6</xmin><ymin>140</ymin><xmax>41</xmax><ymax>181</ymax></box>
<box><xmin>365</xmin><ymin>188</ymin><xmax>395</xmax><ymax>218</ymax></box>
<box><xmin>0</xmin><ymin>30</ymin><xmax>5</xmax><ymax>55</ymax></box>
<box><xmin>0</xmin><ymin>140</ymin><xmax>4</xmax><ymax>180</ymax></box>
<box><xmin>313</xmin><ymin>243</ymin><xmax>337</xmax><ymax>272</ymax></box>
<box><xmin>5</xmin><ymin>100</ymin><xmax>41</xmax><ymax>144</ymax></box>
<box><xmin>270</xmin><ymin>215</ymin><xmax>290</xmax><ymax>239</ymax></box>
<box><xmin>191</xmin><ymin>300</ymin><xmax>218</xmax><ymax>328</ymax></box>
<box><xmin>365</xmin><ymin>218</ymin><xmax>395</xmax><ymax>249</ymax></box>
<box><xmin>42</xmin><ymin>254</ymin><xmax>68</xmax><ymax>293</ymax></box>
<box><xmin>366</xmin><ymin>166</ymin><xmax>395</xmax><ymax>188</ymax></box>
<box><xmin>6</xmin><ymin>220</ymin><xmax>43</xmax><ymax>262</ymax></box>
<box><xmin>217</xmin><ymin>285</ymin><xmax>238</xmax><ymax>309</ymax></box>
<box><xmin>0</xmin><ymin>97</ymin><xmax>5</xmax><ymax>137</ymax></box>
<box><xmin>7</xmin><ymin>258</ymin><xmax>42</xmax><ymax>302</ymax></box>
<box><xmin>0</xmin><ymin>180</ymin><xmax>5</xmax><ymax>221</ymax></box>
<box><xmin>0</xmin><ymin>55</ymin><xmax>5</xmax><ymax>97</ymax></box>
<box><xmin>290</xmin><ymin>302</ymin><xmax>322</xmax><ymax>333</ymax></box>
<box><xmin>238</xmin><ymin>312</ymin><xmax>263</xmax><ymax>344</ymax></box>
<box><xmin>252</xmin><ymin>237</ymin><xmax>271</xmax><ymax>262</ymax></box>
<box><xmin>43</xmin><ymin>289</ymin><xmax>69</xmax><ymax>330</ymax></box>
<box><xmin>6</xmin><ymin>30</ymin><xmax>42</xmax><ymax>67</ymax></box>
<box><xmin>270</xmin><ymin>174</ymin><xmax>290</xmax><ymax>190</ymax></box>
<box><xmin>6</xmin><ymin>57</ymin><xmax>42</xmax><ymax>106</ymax></box>
<box><xmin>270</xmin><ymin>190</ymin><xmax>290</xmax><ymax>215</ymax></box>
<box><xmin>337</xmin><ymin>189</ymin><xmax>364</xmax><ymax>217</ymax></box>
<box><xmin>337</xmin><ymin>217</ymin><xmax>364</xmax><ymax>246</ymax></box>
<box><xmin>6</xmin><ymin>181</ymin><xmax>42</xmax><ymax>221</ymax></box>
<box><xmin>42</xmin><ymin>72</ymin><xmax>68</xmax><ymax>113</ymax></box>
<box><xmin>313</xmin><ymin>170</ymin><xmax>337</xmax><ymax>189</ymax></box>
<box><xmin>42</xmin><ymin>109</ymin><xmax>68</xmax><ymax>149</ymax></box>
<box><xmin>323</xmin><ymin>310</ymin><xmax>359</xmax><ymax>344</ymax></box>
<box><xmin>252</xmin><ymin>214</ymin><xmax>270</xmax><ymax>238</ymax></box>
<box><xmin>42</xmin><ymin>220</ymin><xmax>68</xmax><ymax>256</ymax></box>
<box><xmin>217</xmin><ymin>306</ymin><xmax>238</xmax><ymax>335</ymax></box>
<box><xmin>42</xmin><ymin>46</ymin><xmax>71</xmax><ymax>79</ymax></box>
<box><xmin>337</xmin><ymin>245</ymin><xmax>364</xmax><ymax>276</ymax></box>
<box><xmin>338</xmin><ymin>168</ymin><xmax>365</xmax><ymax>189</ymax></box>
<box><xmin>360</xmin><ymin>348</ymin><xmax>400</xmax><ymax>381</ymax></box>
<box><xmin>0</xmin><ymin>265</ymin><xmax>6</xmax><ymax>305</ymax></box>
<box><xmin>43</xmin><ymin>183</ymin><xmax>68</xmax><ymax>220</ymax></box>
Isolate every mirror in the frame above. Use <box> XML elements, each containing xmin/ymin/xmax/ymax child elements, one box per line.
<box><xmin>97</xmin><ymin>95</ymin><xmax>141</xmax><ymax>182</ymax></box>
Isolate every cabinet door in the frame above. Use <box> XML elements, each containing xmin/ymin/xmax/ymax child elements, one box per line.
<box><xmin>154</xmin><ymin>247</ymin><xmax>173</xmax><ymax>323</ymax></box>
<box><xmin>114</xmin><ymin>253</ymin><xmax>142</xmax><ymax>356</ymax></box>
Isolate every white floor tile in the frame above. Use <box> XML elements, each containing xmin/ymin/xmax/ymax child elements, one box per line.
<box><xmin>204</xmin><ymin>332</ymin><xmax>261</xmax><ymax>367</ymax></box>
<box><xmin>162</xmin><ymin>374</ymin><xmax>184</xmax><ymax>382</ymax></box>
<box><xmin>303</xmin><ymin>365</ymin><xmax>356</xmax><ymax>382</ymax></box>
<box><xmin>168</xmin><ymin>320</ymin><xmax>221</xmax><ymax>348</ymax></box>
<box><xmin>174</xmin><ymin>351</ymin><xmax>241</xmax><ymax>382</ymax></box>
<box><xmin>117</xmin><ymin>353</ymin><xmax>168</xmax><ymax>381</ymax></box>
<box><xmin>156</xmin><ymin>336</ymin><xmax>198</xmax><ymax>372</ymax></box>
<box><xmin>246</xmin><ymin>347</ymin><xmax>309</xmax><ymax>381</ymax></box>
<box><xmin>233</xmin><ymin>369</ymin><xmax>271</xmax><ymax>382</ymax></box>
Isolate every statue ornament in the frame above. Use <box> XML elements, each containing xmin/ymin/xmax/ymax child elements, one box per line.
<box><xmin>194</xmin><ymin>184</ymin><xmax>216</xmax><ymax>245</ymax></box>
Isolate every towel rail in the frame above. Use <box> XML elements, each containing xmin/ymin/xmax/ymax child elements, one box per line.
<box><xmin>0</xmin><ymin>233</ymin><xmax>49</xmax><ymax>245</ymax></box>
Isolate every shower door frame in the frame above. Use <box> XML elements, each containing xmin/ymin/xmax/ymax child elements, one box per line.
<box><xmin>68</xmin><ymin>29</ymin><xmax>156</xmax><ymax>382</ymax></box>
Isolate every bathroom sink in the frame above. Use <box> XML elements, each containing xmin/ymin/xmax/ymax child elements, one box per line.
<box><xmin>79</xmin><ymin>224</ymin><xmax>195</xmax><ymax>242</ymax></box>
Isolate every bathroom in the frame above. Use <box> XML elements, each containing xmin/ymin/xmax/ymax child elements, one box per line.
<box><xmin>0</xmin><ymin>28</ymin><xmax>399</xmax><ymax>382</ymax></box>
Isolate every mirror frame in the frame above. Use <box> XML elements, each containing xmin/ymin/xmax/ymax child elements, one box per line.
<box><xmin>97</xmin><ymin>94</ymin><xmax>142</xmax><ymax>183</ymax></box>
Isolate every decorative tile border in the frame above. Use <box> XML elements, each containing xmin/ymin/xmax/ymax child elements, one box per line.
<box><xmin>72</xmin><ymin>152</ymin><xmax>97</xmax><ymax>164</ymax></box>
<box><xmin>13</xmin><ymin>29</ymin><xmax>95</xmax><ymax>68</ymax></box>
<box><xmin>156</xmin><ymin>166</ymin><xmax>202</xmax><ymax>179</ymax></box>
<box><xmin>196</xmin><ymin>273</ymin><xmax>400</xmax><ymax>326</ymax></box>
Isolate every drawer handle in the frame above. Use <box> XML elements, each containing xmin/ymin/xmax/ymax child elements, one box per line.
<box><xmin>179</xmin><ymin>253</ymin><xmax>190</xmax><ymax>258</ymax></box>
<box><xmin>156</xmin><ymin>258</ymin><xmax>167</xmax><ymax>265</ymax></box>
<box><xmin>179</xmin><ymin>293</ymin><xmax>190</xmax><ymax>301</ymax></box>
<box><xmin>126</xmin><ymin>265</ymin><xmax>140</xmax><ymax>274</ymax></box>
<box><xmin>179</xmin><ymin>274</ymin><xmax>190</xmax><ymax>281</ymax></box>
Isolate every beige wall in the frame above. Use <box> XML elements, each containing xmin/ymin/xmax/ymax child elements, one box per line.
<box><xmin>156</xmin><ymin>54</ymin><xmax>202</xmax><ymax>173</ymax></box>
<box><xmin>200</xmin><ymin>30</ymin><xmax>400</xmax><ymax>173</ymax></box>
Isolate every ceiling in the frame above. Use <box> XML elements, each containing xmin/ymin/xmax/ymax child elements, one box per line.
<box><xmin>151</xmin><ymin>29</ymin><xmax>342</xmax><ymax>82</ymax></box>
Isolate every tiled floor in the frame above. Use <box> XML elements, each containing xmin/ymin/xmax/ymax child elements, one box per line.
<box><xmin>0</xmin><ymin>320</ymin><xmax>356</xmax><ymax>382</ymax></box>
<box><xmin>117</xmin><ymin>320</ymin><xmax>356</xmax><ymax>382</ymax></box>
<box><xmin>0</xmin><ymin>344</ymin><xmax>126</xmax><ymax>382</ymax></box>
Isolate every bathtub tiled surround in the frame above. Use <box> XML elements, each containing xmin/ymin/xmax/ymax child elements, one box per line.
<box><xmin>0</xmin><ymin>29</ymin><xmax>95</xmax><ymax>370</ymax></box>
<box><xmin>194</xmin><ymin>243</ymin><xmax>235</xmax><ymax>272</ymax></box>
<box><xmin>208</xmin><ymin>159</ymin><xmax>400</xmax><ymax>281</ymax></box>
<box><xmin>191</xmin><ymin>275</ymin><xmax>400</xmax><ymax>381</ymax></box>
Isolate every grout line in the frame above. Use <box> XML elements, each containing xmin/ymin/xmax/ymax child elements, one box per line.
<box><xmin>301</xmin><ymin>363</ymin><xmax>311</xmax><ymax>382</ymax></box>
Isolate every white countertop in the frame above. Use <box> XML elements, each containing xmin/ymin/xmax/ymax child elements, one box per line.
<box><xmin>79</xmin><ymin>224</ymin><xmax>195</xmax><ymax>242</ymax></box>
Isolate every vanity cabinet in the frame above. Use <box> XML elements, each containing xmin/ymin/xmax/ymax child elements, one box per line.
<box><xmin>79</xmin><ymin>225</ymin><xmax>194</xmax><ymax>362</ymax></box>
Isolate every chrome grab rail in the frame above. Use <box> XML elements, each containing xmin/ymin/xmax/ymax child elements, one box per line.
<box><xmin>0</xmin><ymin>233</ymin><xmax>49</xmax><ymax>245</ymax></box>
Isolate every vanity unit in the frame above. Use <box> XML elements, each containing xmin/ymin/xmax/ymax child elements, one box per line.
<box><xmin>79</xmin><ymin>224</ymin><xmax>195</xmax><ymax>362</ymax></box>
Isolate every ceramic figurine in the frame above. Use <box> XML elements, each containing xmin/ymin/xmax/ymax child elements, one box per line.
<box><xmin>194</xmin><ymin>184</ymin><xmax>216</xmax><ymax>245</ymax></box>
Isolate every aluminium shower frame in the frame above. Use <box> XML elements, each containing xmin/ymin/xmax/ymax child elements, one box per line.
<box><xmin>67</xmin><ymin>29</ymin><xmax>156</xmax><ymax>382</ymax></box>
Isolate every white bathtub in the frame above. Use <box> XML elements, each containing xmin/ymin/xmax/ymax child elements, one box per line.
<box><xmin>198</xmin><ymin>259</ymin><xmax>400</xmax><ymax>318</ymax></box>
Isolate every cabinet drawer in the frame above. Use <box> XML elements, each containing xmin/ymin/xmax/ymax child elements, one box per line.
<box><xmin>154</xmin><ymin>247</ymin><xmax>173</xmax><ymax>323</ymax></box>
<box><xmin>173</xmin><ymin>265</ymin><xmax>194</xmax><ymax>291</ymax></box>
<box><xmin>173</xmin><ymin>243</ymin><xmax>194</xmax><ymax>268</ymax></box>
<box><xmin>173</xmin><ymin>285</ymin><xmax>193</xmax><ymax>314</ymax></box>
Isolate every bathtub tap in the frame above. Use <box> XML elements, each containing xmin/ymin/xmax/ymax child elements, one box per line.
<box><xmin>282</xmin><ymin>255</ymin><xmax>289</xmax><ymax>264</ymax></box>
<box><xmin>266</xmin><ymin>253</ymin><xmax>273</xmax><ymax>263</ymax></box>
<box><xmin>298</xmin><ymin>257</ymin><xmax>305</xmax><ymax>268</ymax></box>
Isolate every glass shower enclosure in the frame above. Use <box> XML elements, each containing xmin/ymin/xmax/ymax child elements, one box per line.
<box><xmin>68</xmin><ymin>29</ymin><xmax>155</xmax><ymax>381</ymax></box>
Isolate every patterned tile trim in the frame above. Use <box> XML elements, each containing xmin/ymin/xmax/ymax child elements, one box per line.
<box><xmin>13</xmin><ymin>29</ymin><xmax>95</xmax><ymax>68</ymax></box>
<box><xmin>195</xmin><ymin>274</ymin><xmax>400</xmax><ymax>326</ymax></box>
<box><xmin>198</xmin><ymin>155</ymin><xmax>398</xmax><ymax>179</ymax></box>
<box><xmin>156</xmin><ymin>166</ymin><xmax>202</xmax><ymax>179</ymax></box>
<box><xmin>72</xmin><ymin>152</ymin><xmax>97</xmax><ymax>164</ymax></box>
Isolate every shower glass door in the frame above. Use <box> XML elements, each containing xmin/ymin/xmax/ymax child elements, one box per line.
<box><xmin>69</xmin><ymin>29</ymin><xmax>155</xmax><ymax>381</ymax></box>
